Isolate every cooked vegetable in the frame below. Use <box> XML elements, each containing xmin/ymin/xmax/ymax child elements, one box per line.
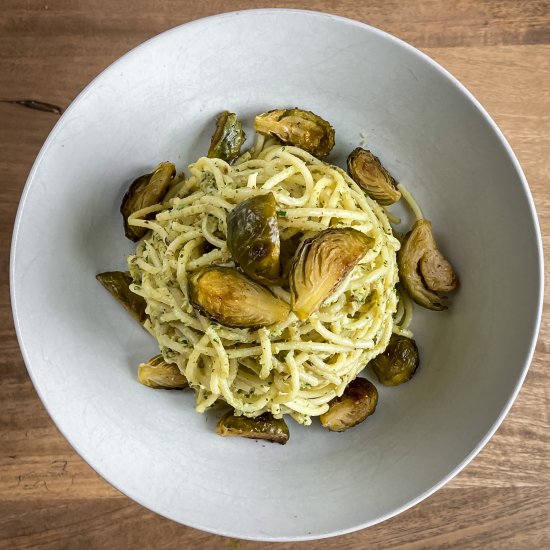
<box><xmin>254</xmin><ymin>108</ymin><xmax>335</xmax><ymax>159</ymax></box>
<box><xmin>121</xmin><ymin>161</ymin><xmax>176</xmax><ymax>241</ymax></box>
<box><xmin>216</xmin><ymin>411</ymin><xmax>289</xmax><ymax>444</ymax></box>
<box><xmin>371</xmin><ymin>334</ymin><xmax>419</xmax><ymax>386</ymax></box>
<box><xmin>320</xmin><ymin>377</ymin><xmax>378</xmax><ymax>432</ymax></box>
<box><xmin>397</xmin><ymin>219</ymin><xmax>458</xmax><ymax>310</ymax></box>
<box><xmin>226</xmin><ymin>193</ymin><xmax>280</xmax><ymax>284</ymax></box>
<box><xmin>189</xmin><ymin>266</ymin><xmax>290</xmax><ymax>328</ymax></box>
<box><xmin>138</xmin><ymin>354</ymin><xmax>188</xmax><ymax>389</ymax></box>
<box><xmin>347</xmin><ymin>148</ymin><xmax>400</xmax><ymax>205</ymax></box>
<box><xmin>96</xmin><ymin>271</ymin><xmax>147</xmax><ymax>324</ymax></box>
<box><xmin>207</xmin><ymin>111</ymin><xmax>246</xmax><ymax>162</ymax></box>
<box><xmin>290</xmin><ymin>228</ymin><xmax>372</xmax><ymax>321</ymax></box>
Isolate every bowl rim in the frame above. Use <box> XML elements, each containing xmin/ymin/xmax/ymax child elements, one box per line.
<box><xmin>9</xmin><ymin>8</ymin><xmax>544</xmax><ymax>542</ymax></box>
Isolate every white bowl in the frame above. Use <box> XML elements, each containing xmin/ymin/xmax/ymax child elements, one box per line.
<box><xmin>10</xmin><ymin>9</ymin><xmax>543</xmax><ymax>541</ymax></box>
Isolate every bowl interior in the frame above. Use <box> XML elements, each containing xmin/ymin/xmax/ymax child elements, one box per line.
<box><xmin>11</xmin><ymin>9</ymin><xmax>542</xmax><ymax>541</ymax></box>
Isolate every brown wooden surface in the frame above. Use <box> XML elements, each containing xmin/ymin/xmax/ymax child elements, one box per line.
<box><xmin>1</xmin><ymin>1</ymin><xmax>549</xmax><ymax>548</ymax></box>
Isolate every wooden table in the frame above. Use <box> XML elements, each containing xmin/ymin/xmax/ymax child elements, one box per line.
<box><xmin>1</xmin><ymin>1</ymin><xmax>549</xmax><ymax>548</ymax></box>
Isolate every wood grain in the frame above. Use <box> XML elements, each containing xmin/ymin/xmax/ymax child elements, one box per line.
<box><xmin>1</xmin><ymin>1</ymin><xmax>549</xmax><ymax>548</ymax></box>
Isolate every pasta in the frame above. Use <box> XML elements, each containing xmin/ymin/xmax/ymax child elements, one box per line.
<box><xmin>126</xmin><ymin>136</ymin><xmax>410</xmax><ymax>425</ymax></box>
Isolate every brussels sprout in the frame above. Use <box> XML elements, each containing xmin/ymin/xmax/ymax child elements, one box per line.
<box><xmin>347</xmin><ymin>148</ymin><xmax>401</xmax><ymax>205</ymax></box>
<box><xmin>96</xmin><ymin>271</ymin><xmax>147</xmax><ymax>324</ymax></box>
<box><xmin>207</xmin><ymin>111</ymin><xmax>246</xmax><ymax>162</ymax></box>
<box><xmin>290</xmin><ymin>228</ymin><xmax>372</xmax><ymax>321</ymax></box>
<box><xmin>226</xmin><ymin>193</ymin><xmax>281</xmax><ymax>284</ymax></box>
<box><xmin>397</xmin><ymin>219</ymin><xmax>458</xmax><ymax>310</ymax></box>
<box><xmin>254</xmin><ymin>108</ymin><xmax>335</xmax><ymax>159</ymax></box>
<box><xmin>189</xmin><ymin>266</ymin><xmax>290</xmax><ymax>328</ymax></box>
<box><xmin>320</xmin><ymin>378</ymin><xmax>378</xmax><ymax>432</ymax></box>
<box><xmin>216</xmin><ymin>411</ymin><xmax>289</xmax><ymax>444</ymax></box>
<box><xmin>371</xmin><ymin>334</ymin><xmax>419</xmax><ymax>386</ymax></box>
<box><xmin>138</xmin><ymin>354</ymin><xmax>188</xmax><ymax>389</ymax></box>
<box><xmin>120</xmin><ymin>161</ymin><xmax>176</xmax><ymax>241</ymax></box>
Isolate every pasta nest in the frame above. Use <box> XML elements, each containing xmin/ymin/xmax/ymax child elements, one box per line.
<box><xmin>128</xmin><ymin>141</ymin><xmax>401</xmax><ymax>425</ymax></box>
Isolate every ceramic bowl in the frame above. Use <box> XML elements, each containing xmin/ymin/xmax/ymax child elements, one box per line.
<box><xmin>10</xmin><ymin>9</ymin><xmax>543</xmax><ymax>541</ymax></box>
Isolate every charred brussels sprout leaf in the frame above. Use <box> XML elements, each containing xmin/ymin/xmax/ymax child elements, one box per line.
<box><xmin>397</xmin><ymin>219</ymin><xmax>458</xmax><ymax>310</ymax></box>
<box><xmin>320</xmin><ymin>378</ymin><xmax>378</xmax><ymax>432</ymax></box>
<box><xmin>138</xmin><ymin>354</ymin><xmax>188</xmax><ymax>389</ymax></box>
<box><xmin>226</xmin><ymin>193</ymin><xmax>281</xmax><ymax>284</ymax></box>
<box><xmin>189</xmin><ymin>266</ymin><xmax>290</xmax><ymax>328</ymax></box>
<box><xmin>371</xmin><ymin>334</ymin><xmax>419</xmax><ymax>386</ymax></box>
<box><xmin>216</xmin><ymin>411</ymin><xmax>289</xmax><ymax>444</ymax></box>
<box><xmin>207</xmin><ymin>111</ymin><xmax>246</xmax><ymax>162</ymax></box>
<box><xmin>347</xmin><ymin>148</ymin><xmax>401</xmax><ymax>205</ymax></box>
<box><xmin>96</xmin><ymin>271</ymin><xmax>147</xmax><ymax>324</ymax></box>
<box><xmin>120</xmin><ymin>161</ymin><xmax>176</xmax><ymax>241</ymax></box>
<box><xmin>254</xmin><ymin>108</ymin><xmax>335</xmax><ymax>159</ymax></box>
<box><xmin>290</xmin><ymin>228</ymin><xmax>372</xmax><ymax>320</ymax></box>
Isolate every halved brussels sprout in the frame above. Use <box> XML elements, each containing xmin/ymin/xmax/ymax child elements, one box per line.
<box><xmin>254</xmin><ymin>108</ymin><xmax>335</xmax><ymax>159</ymax></box>
<box><xmin>189</xmin><ymin>266</ymin><xmax>290</xmax><ymax>328</ymax></box>
<box><xmin>397</xmin><ymin>219</ymin><xmax>458</xmax><ymax>310</ymax></box>
<box><xmin>138</xmin><ymin>354</ymin><xmax>188</xmax><ymax>389</ymax></box>
<box><xmin>347</xmin><ymin>148</ymin><xmax>401</xmax><ymax>205</ymax></box>
<box><xmin>320</xmin><ymin>378</ymin><xmax>378</xmax><ymax>432</ymax></box>
<box><xmin>120</xmin><ymin>161</ymin><xmax>176</xmax><ymax>241</ymax></box>
<box><xmin>290</xmin><ymin>228</ymin><xmax>372</xmax><ymax>321</ymax></box>
<box><xmin>371</xmin><ymin>334</ymin><xmax>419</xmax><ymax>386</ymax></box>
<box><xmin>216</xmin><ymin>411</ymin><xmax>289</xmax><ymax>444</ymax></box>
<box><xmin>207</xmin><ymin>111</ymin><xmax>246</xmax><ymax>162</ymax></box>
<box><xmin>226</xmin><ymin>193</ymin><xmax>280</xmax><ymax>284</ymax></box>
<box><xmin>96</xmin><ymin>271</ymin><xmax>147</xmax><ymax>324</ymax></box>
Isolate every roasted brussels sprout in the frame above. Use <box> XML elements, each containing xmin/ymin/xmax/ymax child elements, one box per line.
<box><xmin>397</xmin><ymin>219</ymin><xmax>458</xmax><ymax>310</ymax></box>
<box><xmin>207</xmin><ymin>111</ymin><xmax>246</xmax><ymax>162</ymax></box>
<box><xmin>254</xmin><ymin>108</ymin><xmax>335</xmax><ymax>159</ymax></box>
<box><xmin>138</xmin><ymin>354</ymin><xmax>188</xmax><ymax>389</ymax></box>
<box><xmin>371</xmin><ymin>334</ymin><xmax>419</xmax><ymax>386</ymax></box>
<box><xmin>216</xmin><ymin>411</ymin><xmax>289</xmax><ymax>444</ymax></box>
<box><xmin>347</xmin><ymin>148</ymin><xmax>401</xmax><ymax>205</ymax></box>
<box><xmin>121</xmin><ymin>161</ymin><xmax>176</xmax><ymax>241</ymax></box>
<box><xmin>189</xmin><ymin>266</ymin><xmax>290</xmax><ymax>328</ymax></box>
<box><xmin>320</xmin><ymin>377</ymin><xmax>378</xmax><ymax>432</ymax></box>
<box><xmin>96</xmin><ymin>271</ymin><xmax>147</xmax><ymax>324</ymax></box>
<box><xmin>290</xmin><ymin>228</ymin><xmax>372</xmax><ymax>321</ymax></box>
<box><xmin>226</xmin><ymin>193</ymin><xmax>281</xmax><ymax>284</ymax></box>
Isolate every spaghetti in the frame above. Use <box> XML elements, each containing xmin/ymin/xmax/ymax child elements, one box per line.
<box><xmin>127</xmin><ymin>137</ymin><xmax>408</xmax><ymax>424</ymax></box>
